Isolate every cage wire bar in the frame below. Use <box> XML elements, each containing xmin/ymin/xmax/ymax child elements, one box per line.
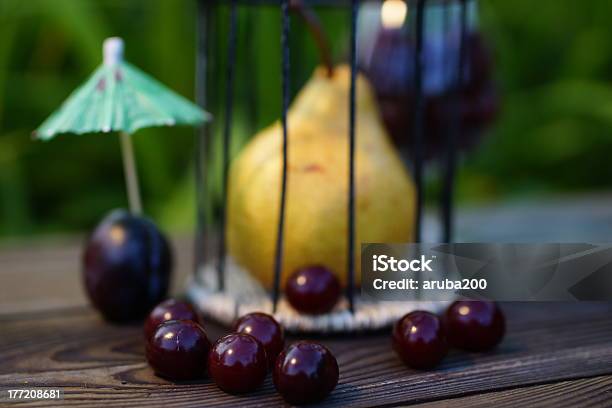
<box><xmin>346</xmin><ymin>0</ymin><xmax>358</xmax><ymax>312</ymax></box>
<box><xmin>412</xmin><ymin>0</ymin><xmax>426</xmax><ymax>243</ymax></box>
<box><xmin>194</xmin><ymin>0</ymin><xmax>209</xmax><ymax>286</ymax></box>
<box><xmin>194</xmin><ymin>0</ymin><xmax>467</xmax><ymax>317</ymax></box>
<box><xmin>441</xmin><ymin>0</ymin><xmax>468</xmax><ymax>243</ymax></box>
<box><xmin>272</xmin><ymin>0</ymin><xmax>291</xmax><ymax>312</ymax></box>
<box><xmin>216</xmin><ymin>0</ymin><xmax>238</xmax><ymax>292</ymax></box>
<box><xmin>440</xmin><ymin>0</ymin><xmax>451</xmax><ymax>242</ymax></box>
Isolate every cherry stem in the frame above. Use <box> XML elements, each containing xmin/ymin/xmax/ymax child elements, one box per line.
<box><xmin>289</xmin><ymin>0</ymin><xmax>334</xmax><ymax>78</ymax></box>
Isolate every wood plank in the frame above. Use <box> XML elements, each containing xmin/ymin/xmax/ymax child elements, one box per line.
<box><xmin>414</xmin><ymin>375</ymin><xmax>612</xmax><ymax>408</ymax></box>
<box><xmin>1</xmin><ymin>303</ymin><xmax>611</xmax><ymax>407</ymax></box>
<box><xmin>0</xmin><ymin>236</ymin><xmax>194</xmax><ymax>315</ymax></box>
<box><xmin>2</xmin><ymin>238</ymin><xmax>612</xmax><ymax>406</ymax></box>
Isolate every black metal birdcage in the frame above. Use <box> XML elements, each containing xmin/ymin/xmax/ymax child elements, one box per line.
<box><xmin>191</xmin><ymin>0</ymin><xmax>478</xmax><ymax>329</ymax></box>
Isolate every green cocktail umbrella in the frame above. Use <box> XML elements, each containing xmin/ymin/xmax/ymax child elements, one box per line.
<box><xmin>35</xmin><ymin>37</ymin><xmax>210</xmax><ymax>215</ymax></box>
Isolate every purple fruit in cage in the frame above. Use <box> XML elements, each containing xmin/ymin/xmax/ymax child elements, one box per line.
<box><xmin>285</xmin><ymin>266</ymin><xmax>341</xmax><ymax>315</ymax></box>
<box><xmin>360</xmin><ymin>1</ymin><xmax>499</xmax><ymax>158</ymax></box>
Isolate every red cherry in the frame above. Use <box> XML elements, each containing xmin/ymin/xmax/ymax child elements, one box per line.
<box><xmin>444</xmin><ymin>300</ymin><xmax>505</xmax><ymax>351</ymax></box>
<box><xmin>208</xmin><ymin>333</ymin><xmax>267</xmax><ymax>394</ymax></box>
<box><xmin>144</xmin><ymin>299</ymin><xmax>200</xmax><ymax>341</ymax></box>
<box><xmin>234</xmin><ymin>312</ymin><xmax>284</xmax><ymax>369</ymax></box>
<box><xmin>285</xmin><ymin>266</ymin><xmax>341</xmax><ymax>315</ymax></box>
<box><xmin>145</xmin><ymin>320</ymin><xmax>211</xmax><ymax>380</ymax></box>
<box><xmin>274</xmin><ymin>341</ymin><xmax>339</xmax><ymax>405</ymax></box>
<box><xmin>392</xmin><ymin>311</ymin><xmax>448</xmax><ymax>369</ymax></box>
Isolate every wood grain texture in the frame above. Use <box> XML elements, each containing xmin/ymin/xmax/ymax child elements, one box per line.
<box><xmin>413</xmin><ymin>376</ymin><xmax>612</xmax><ymax>408</ymax></box>
<box><xmin>1</xmin><ymin>303</ymin><xmax>612</xmax><ymax>407</ymax></box>
<box><xmin>1</xmin><ymin>241</ymin><xmax>612</xmax><ymax>407</ymax></box>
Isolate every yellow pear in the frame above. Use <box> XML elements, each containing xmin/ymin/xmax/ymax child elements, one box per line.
<box><xmin>227</xmin><ymin>65</ymin><xmax>415</xmax><ymax>288</ymax></box>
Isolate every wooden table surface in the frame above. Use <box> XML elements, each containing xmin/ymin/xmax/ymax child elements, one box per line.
<box><xmin>1</xmin><ymin>236</ymin><xmax>612</xmax><ymax>407</ymax></box>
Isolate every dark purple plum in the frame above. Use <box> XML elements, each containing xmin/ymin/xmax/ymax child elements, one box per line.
<box><xmin>363</xmin><ymin>28</ymin><xmax>499</xmax><ymax>158</ymax></box>
<box><xmin>83</xmin><ymin>209</ymin><xmax>172</xmax><ymax>322</ymax></box>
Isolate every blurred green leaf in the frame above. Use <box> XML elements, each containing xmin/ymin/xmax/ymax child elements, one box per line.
<box><xmin>2</xmin><ymin>0</ymin><xmax>612</xmax><ymax>239</ymax></box>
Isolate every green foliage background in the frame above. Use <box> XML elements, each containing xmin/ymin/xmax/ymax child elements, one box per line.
<box><xmin>0</xmin><ymin>0</ymin><xmax>611</xmax><ymax>239</ymax></box>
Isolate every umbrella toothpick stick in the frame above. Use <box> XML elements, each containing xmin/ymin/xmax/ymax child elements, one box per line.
<box><xmin>104</xmin><ymin>39</ymin><xmax>142</xmax><ymax>215</ymax></box>
<box><xmin>119</xmin><ymin>131</ymin><xmax>143</xmax><ymax>215</ymax></box>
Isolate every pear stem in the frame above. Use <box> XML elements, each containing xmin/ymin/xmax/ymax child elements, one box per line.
<box><xmin>290</xmin><ymin>0</ymin><xmax>334</xmax><ymax>77</ymax></box>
